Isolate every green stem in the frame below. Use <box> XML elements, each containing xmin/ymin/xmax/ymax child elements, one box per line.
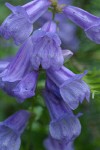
<box><xmin>26</xmin><ymin>100</ymin><xmax>35</xmax><ymax>150</ymax></box>
<box><xmin>52</xmin><ymin>8</ymin><xmax>56</xmax><ymax>20</ymax></box>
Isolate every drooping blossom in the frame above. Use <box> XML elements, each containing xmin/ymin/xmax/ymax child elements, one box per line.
<box><xmin>43</xmin><ymin>90</ymin><xmax>81</xmax><ymax>142</ymax></box>
<box><xmin>46</xmin><ymin>66</ymin><xmax>90</xmax><ymax>110</ymax></box>
<box><xmin>0</xmin><ymin>38</ymin><xmax>38</xmax><ymax>103</ymax></box>
<box><xmin>30</xmin><ymin>21</ymin><xmax>64</xmax><ymax>70</ymax></box>
<box><xmin>63</xmin><ymin>5</ymin><xmax>100</xmax><ymax>44</ymax></box>
<box><xmin>0</xmin><ymin>110</ymin><xmax>30</xmax><ymax>150</ymax></box>
<box><xmin>0</xmin><ymin>0</ymin><xmax>51</xmax><ymax>44</ymax></box>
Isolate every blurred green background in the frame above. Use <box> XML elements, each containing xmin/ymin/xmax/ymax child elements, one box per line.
<box><xmin>0</xmin><ymin>0</ymin><xmax>100</xmax><ymax>150</ymax></box>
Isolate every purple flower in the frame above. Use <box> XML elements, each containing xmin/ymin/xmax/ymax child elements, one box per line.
<box><xmin>44</xmin><ymin>136</ymin><xmax>74</xmax><ymax>150</ymax></box>
<box><xmin>0</xmin><ymin>110</ymin><xmax>30</xmax><ymax>150</ymax></box>
<box><xmin>63</xmin><ymin>6</ymin><xmax>100</xmax><ymax>44</ymax></box>
<box><xmin>0</xmin><ymin>0</ymin><xmax>51</xmax><ymax>45</ymax></box>
<box><xmin>47</xmin><ymin>66</ymin><xmax>90</xmax><ymax>110</ymax></box>
<box><xmin>30</xmin><ymin>21</ymin><xmax>64</xmax><ymax>70</ymax></box>
<box><xmin>43</xmin><ymin>91</ymin><xmax>81</xmax><ymax>142</ymax></box>
<box><xmin>0</xmin><ymin>38</ymin><xmax>38</xmax><ymax>102</ymax></box>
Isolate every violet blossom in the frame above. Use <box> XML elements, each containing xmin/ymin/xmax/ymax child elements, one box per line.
<box><xmin>46</xmin><ymin>66</ymin><xmax>90</xmax><ymax>110</ymax></box>
<box><xmin>0</xmin><ymin>0</ymin><xmax>51</xmax><ymax>45</ymax></box>
<box><xmin>43</xmin><ymin>90</ymin><xmax>81</xmax><ymax>142</ymax></box>
<box><xmin>0</xmin><ymin>38</ymin><xmax>38</xmax><ymax>102</ymax></box>
<box><xmin>30</xmin><ymin>21</ymin><xmax>64</xmax><ymax>70</ymax></box>
<box><xmin>63</xmin><ymin>5</ymin><xmax>100</xmax><ymax>44</ymax></box>
<box><xmin>0</xmin><ymin>110</ymin><xmax>30</xmax><ymax>150</ymax></box>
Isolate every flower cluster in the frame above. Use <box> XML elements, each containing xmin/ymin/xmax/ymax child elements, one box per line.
<box><xmin>0</xmin><ymin>0</ymin><xmax>99</xmax><ymax>149</ymax></box>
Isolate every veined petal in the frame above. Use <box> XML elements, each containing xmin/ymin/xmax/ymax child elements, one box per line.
<box><xmin>31</xmin><ymin>22</ymin><xmax>64</xmax><ymax>70</ymax></box>
<box><xmin>42</xmin><ymin>21</ymin><xmax>57</xmax><ymax>33</ymax></box>
<box><xmin>47</xmin><ymin>67</ymin><xmax>90</xmax><ymax>110</ymax></box>
<box><xmin>60</xmin><ymin>72</ymin><xmax>90</xmax><ymax>109</ymax></box>
<box><xmin>13</xmin><ymin>71</ymin><xmax>38</xmax><ymax>102</ymax></box>
<box><xmin>0</xmin><ymin>0</ymin><xmax>51</xmax><ymax>44</ymax></box>
<box><xmin>85</xmin><ymin>23</ymin><xmax>100</xmax><ymax>44</ymax></box>
<box><xmin>63</xmin><ymin>6</ymin><xmax>100</xmax><ymax>43</ymax></box>
<box><xmin>23</xmin><ymin>0</ymin><xmax>51</xmax><ymax>23</ymax></box>
<box><xmin>49</xmin><ymin>114</ymin><xmax>81</xmax><ymax>142</ymax></box>
<box><xmin>0</xmin><ymin>3</ymin><xmax>33</xmax><ymax>45</ymax></box>
<box><xmin>63</xmin><ymin>5</ymin><xmax>98</xmax><ymax>29</ymax></box>
<box><xmin>43</xmin><ymin>90</ymin><xmax>81</xmax><ymax>142</ymax></box>
<box><xmin>0</xmin><ymin>126</ymin><xmax>21</xmax><ymax>150</ymax></box>
<box><xmin>0</xmin><ymin>110</ymin><xmax>30</xmax><ymax>150</ymax></box>
<box><xmin>0</xmin><ymin>37</ymin><xmax>33</xmax><ymax>82</ymax></box>
<box><xmin>44</xmin><ymin>136</ymin><xmax>74</xmax><ymax>150</ymax></box>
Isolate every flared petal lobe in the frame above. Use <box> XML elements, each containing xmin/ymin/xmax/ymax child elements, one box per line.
<box><xmin>44</xmin><ymin>136</ymin><xmax>74</xmax><ymax>150</ymax></box>
<box><xmin>13</xmin><ymin>71</ymin><xmax>38</xmax><ymax>102</ymax></box>
<box><xmin>60</xmin><ymin>74</ymin><xmax>90</xmax><ymax>109</ymax></box>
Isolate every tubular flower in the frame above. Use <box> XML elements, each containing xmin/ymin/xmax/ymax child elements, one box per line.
<box><xmin>30</xmin><ymin>21</ymin><xmax>64</xmax><ymax>70</ymax></box>
<box><xmin>0</xmin><ymin>110</ymin><xmax>30</xmax><ymax>150</ymax></box>
<box><xmin>63</xmin><ymin>5</ymin><xmax>100</xmax><ymax>44</ymax></box>
<box><xmin>43</xmin><ymin>91</ymin><xmax>81</xmax><ymax>142</ymax></box>
<box><xmin>46</xmin><ymin>66</ymin><xmax>90</xmax><ymax>110</ymax></box>
<box><xmin>0</xmin><ymin>0</ymin><xmax>51</xmax><ymax>45</ymax></box>
<box><xmin>0</xmin><ymin>38</ymin><xmax>38</xmax><ymax>103</ymax></box>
